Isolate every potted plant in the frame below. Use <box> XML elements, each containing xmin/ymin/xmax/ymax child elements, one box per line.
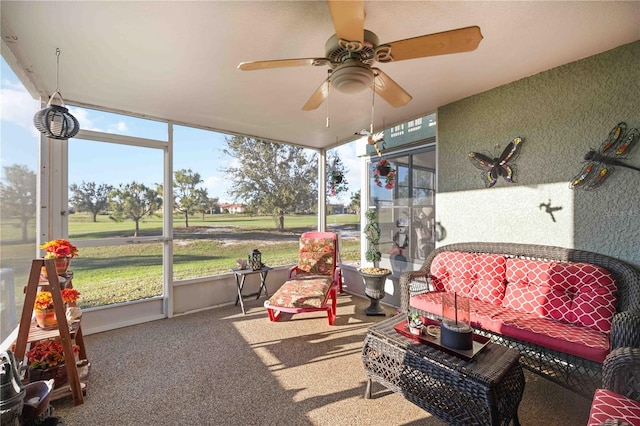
<box><xmin>408</xmin><ymin>312</ymin><xmax>424</xmax><ymax>336</ymax></box>
<box><xmin>359</xmin><ymin>208</ymin><xmax>391</xmax><ymax>316</ymax></box>
<box><xmin>39</xmin><ymin>238</ymin><xmax>79</xmax><ymax>276</ymax></box>
<box><xmin>26</xmin><ymin>339</ymin><xmax>79</xmax><ymax>388</ymax></box>
<box><xmin>373</xmin><ymin>159</ymin><xmax>396</xmax><ymax>189</ymax></box>
<box><xmin>329</xmin><ymin>170</ymin><xmax>347</xmax><ymax>196</ymax></box>
<box><xmin>33</xmin><ymin>288</ymin><xmax>81</xmax><ymax>329</ymax></box>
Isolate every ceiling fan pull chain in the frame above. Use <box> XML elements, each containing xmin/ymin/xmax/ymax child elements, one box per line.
<box><xmin>370</xmin><ymin>77</ymin><xmax>376</xmax><ymax>135</ymax></box>
<box><xmin>326</xmin><ymin>74</ymin><xmax>331</xmax><ymax>128</ymax></box>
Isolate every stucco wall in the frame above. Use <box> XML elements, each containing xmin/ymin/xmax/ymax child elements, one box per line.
<box><xmin>437</xmin><ymin>41</ymin><xmax>640</xmax><ymax>267</ymax></box>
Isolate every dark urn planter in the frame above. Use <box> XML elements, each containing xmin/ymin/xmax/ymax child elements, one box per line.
<box><xmin>360</xmin><ymin>268</ymin><xmax>391</xmax><ymax>316</ymax></box>
<box><xmin>28</xmin><ymin>365</ymin><xmax>68</xmax><ymax>389</ymax></box>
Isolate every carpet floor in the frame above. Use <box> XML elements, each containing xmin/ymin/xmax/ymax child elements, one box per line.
<box><xmin>51</xmin><ymin>293</ymin><xmax>592</xmax><ymax>425</ymax></box>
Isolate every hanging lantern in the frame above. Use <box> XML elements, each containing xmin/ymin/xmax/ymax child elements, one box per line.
<box><xmin>33</xmin><ymin>48</ymin><xmax>80</xmax><ymax>140</ymax></box>
<box><xmin>249</xmin><ymin>249</ymin><xmax>262</xmax><ymax>271</ymax></box>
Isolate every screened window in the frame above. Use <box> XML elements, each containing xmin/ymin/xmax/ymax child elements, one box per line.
<box><xmin>368</xmin><ymin>147</ymin><xmax>436</xmax><ymax>274</ymax></box>
<box><xmin>0</xmin><ymin>58</ymin><xmax>40</xmax><ymax>342</ymax></box>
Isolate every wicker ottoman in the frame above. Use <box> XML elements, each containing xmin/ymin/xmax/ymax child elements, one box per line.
<box><xmin>362</xmin><ymin>316</ymin><xmax>525</xmax><ymax>426</ymax></box>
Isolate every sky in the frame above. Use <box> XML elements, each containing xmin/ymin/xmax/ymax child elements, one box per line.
<box><xmin>1</xmin><ymin>57</ymin><xmax>361</xmax><ymax>205</ymax></box>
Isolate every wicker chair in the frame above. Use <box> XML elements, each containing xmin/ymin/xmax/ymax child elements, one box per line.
<box><xmin>400</xmin><ymin>242</ymin><xmax>640</xmax><ymax>398</ymax></box>
<box><xmin>588</xmin><ymin>347</ymin><xmax>640</xmax><ymax>425</ymax></box>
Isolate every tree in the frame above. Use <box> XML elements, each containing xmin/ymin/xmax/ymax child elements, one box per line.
<box><xmin>223</xmin><ymin>136</ymin><xmax>317</xmax><ymax>231</ymax></box>
<box><xmin>69</xmin><ymin>181</ymin><xmax>113</xmax><ymax>222</ymax></box>
<box><xmin>349</xmin><ymin>190</ymin><xmax>361</xmax><ymax>216</ymax></box>
<box><xmin>207</xmin><ymin>196</ymin><xmax>220</xmax><ymax>215</ymax></box>
<box><xmin>108</xmin><ymin>182</ymin><xmax>162</xmax><ymax>237</ymax></box>
<box><xmin>0</xmin><ymin>164</ymin><xmax>36</xmax><ymax>241</ymax></box>
<box><xmin>173</xmin><ymin>169</ymin><xmax>204</xmax><ymax>227</ymax></box>
<box><xmin>195</xmin><ymin>189</ymin><xmax>217</xmax><ymax>219</ymax></box>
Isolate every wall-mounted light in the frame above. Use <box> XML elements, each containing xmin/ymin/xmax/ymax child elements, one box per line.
<box><xmin>33</xmin><ymin>48</ymin><xmax>80</xmax><ymax>140</ymax></box>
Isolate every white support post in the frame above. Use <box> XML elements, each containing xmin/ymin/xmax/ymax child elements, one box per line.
<box><xmin>318</xmin><ymin>149</ymin><xmax>327</xmax><ymax>232</ymax></box>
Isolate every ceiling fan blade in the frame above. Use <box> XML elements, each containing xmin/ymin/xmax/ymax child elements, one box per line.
<box><xmin>238</xmin><ymin>58</ymin><xmax>329</xmax><ymax>71</ymax></box>
<box><xmin>385</xmin><ymin>26</ymin><xmax>483</xmax><ymax>62</ymax></box>
<box><xmin>302</xmin><ymin>77</ymin><xmax>331</xmax><ymax>111</ymax></box>
<box><xmin>327</xmin><ymin>0</ymin><xmax>365</xmax><ymax>43</ymax></box>
<box><xmin>371</xmin><ymin>68</ymin><xmax>412</xmax><ymax>108</ymax></box>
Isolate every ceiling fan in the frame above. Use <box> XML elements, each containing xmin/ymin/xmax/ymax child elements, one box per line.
<box><xmin>238</xmin><ymin>0</ymin><xmax>483</xmax><ymax>111</ymax></box>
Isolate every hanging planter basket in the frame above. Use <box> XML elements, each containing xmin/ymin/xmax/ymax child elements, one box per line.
<box><xmin>377</xmin><ymin>163</ymin><xmax>391</xmax><ymax>176</ymax></box>
<box><xmin>373</xmin><ymin>159</ymin><xmax>396</xmax><ymax>189</ymax></box>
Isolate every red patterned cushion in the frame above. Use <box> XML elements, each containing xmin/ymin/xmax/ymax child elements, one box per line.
<box><xmin>504</xmin><ymin>259</ymin><xmax>617</xmax><ymax>333</ymax></box>
<box><xmin>430</xmin><ymin>251</ymin><xmax>475</xmax><ymax>295</ymax></box>
<box><xmin>469</xmin><ymin>254</ymin><xmax>507</xmax><ymax>305</ymax></box>
<box><xmin>297</xmin><ymin>237</ymin><xmax>335</xmax><ymax>276</ymax></box>
<box><xmin>267</xmin><ymin>275</ymin><xmax>332</xmax><ymax>309</ymax></box>
<box><xmin>410</xmin><ymin>291</ymin><xmax>610</xmax><ymax>362</ymax></box>
<box><xmin>588</xmin><ymin>389</ymin><xmax>640</xmax><ymax>426</ymax></box>
<box><xmin>430</xmin><ymin>252</ymin><xmax>507</xmax><ymax>305</ymax></box>
<box><xmin>431</xmin><ymin>252</ymin><xmax>505</xmax><ymax>305</ymax></box>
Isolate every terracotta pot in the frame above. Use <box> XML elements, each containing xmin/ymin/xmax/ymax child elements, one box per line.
<box><xmin>28</xmin><ymin>364</ymin><xmax>68</xmax><ymax>389</ymax></box>
<box><xmin>40</xmin><ymin>258</ymin><xmax>70</xmax><ymax>278</ymax></box>
<box><xmin>54</xmin><ymin>258</ymin><xmax>70</xmax><ymax>274</ymax></box>
<box><xmin>34</xmin><ymin>308</ymin><xmax>57</xmax><ymax>329</ymax></box>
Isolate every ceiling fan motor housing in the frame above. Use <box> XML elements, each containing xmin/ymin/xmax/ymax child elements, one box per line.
<box><xmin>325</xmin><ymin>29</ymin><xmax>379</xmax><ymax>65</ymax></box>
<box><xmin>326</xmin><ymin>30</ymin><xmax>379</xmax><ymax>94</ymax></box>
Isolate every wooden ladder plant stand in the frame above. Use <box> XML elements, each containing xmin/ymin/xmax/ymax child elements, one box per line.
<box><xmin>12</xmin><ymin>258</ymin><xmax>86</xmax><ymax>405</ymax></box>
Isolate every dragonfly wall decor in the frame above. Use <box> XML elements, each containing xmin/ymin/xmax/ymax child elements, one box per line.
<box><xmin>570</xmin><ymin>122</ymin><xmax>640</xmax><ymax>190</ymax></box>
<box><xmin>469</xmin><ymin>137</ymin><xmax>523</xmax><ymax>188</ymax></box>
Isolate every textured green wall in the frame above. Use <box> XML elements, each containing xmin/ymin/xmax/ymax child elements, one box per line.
<box><xmin>437</xmin><ymin>41</ymin><xmax>640</xmax><ymax>266</ymax></box>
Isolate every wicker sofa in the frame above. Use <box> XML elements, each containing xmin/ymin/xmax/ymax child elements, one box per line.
<box><xmin>400</xmin><ymin>242</ymin><xmax>640</xmax><ymax>398</ymax></box>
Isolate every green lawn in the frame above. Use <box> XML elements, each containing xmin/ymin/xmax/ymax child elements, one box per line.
<box><xmin>1</xmin><ymin>212</ymin><xmax>361</xmax><ymax>310</ymax></box>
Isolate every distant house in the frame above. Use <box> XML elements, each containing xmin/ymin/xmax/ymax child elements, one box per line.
<box><xmin>220</xmin><ymin>203</ymin><xmax>245</xmax><ymax>214</ymax></box>
<box><xmin>328</xmin><ymin>204</ymin><xmax>348</xmax><ymax>214</ymax></box>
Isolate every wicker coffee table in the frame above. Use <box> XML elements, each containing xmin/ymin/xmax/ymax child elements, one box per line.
<box><xmin>362</xmin><ymin>315</ymin><xmax>525</xmax><ymax>426</ymax></box>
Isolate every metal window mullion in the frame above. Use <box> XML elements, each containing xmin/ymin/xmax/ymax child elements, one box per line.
<box><xmin>164</xmin><ymin>123</ymin><xmax>174</xmax><ymax>318</ymax></box>
<box><xmin>76</xmin><ymin>129</ymin><xmax>168</xmax><ymax>149</ymax></box>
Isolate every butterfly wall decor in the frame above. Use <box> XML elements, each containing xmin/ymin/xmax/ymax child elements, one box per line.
<box><xmin>570</xmin><ymin>122</ymin><xmax>640</xmax><ymax>190</ymax></box>
<box><xmin>469</xmin><ymin>137</ymin><xmax>523</xmax><ymax>188</ymax></box>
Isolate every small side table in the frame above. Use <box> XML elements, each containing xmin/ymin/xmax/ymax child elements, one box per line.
<box><xmin>232</xmin><ymin>266</ymin><xmax>272</xmax><ymax>314</ymax></box>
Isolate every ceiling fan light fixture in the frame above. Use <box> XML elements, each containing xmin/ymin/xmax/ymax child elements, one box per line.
<box><xmin>330</xmin><ymin>62</ymin><xmax>374</xmax><ymax>94</ymax></box>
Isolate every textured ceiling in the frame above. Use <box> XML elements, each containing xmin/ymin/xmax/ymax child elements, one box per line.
<box><xmin>2</xmin><ymin>1</ymin><xmax>639</xmax><ymax>150</ymax></box>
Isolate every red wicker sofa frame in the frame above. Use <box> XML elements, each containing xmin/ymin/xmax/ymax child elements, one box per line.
<box><xmin>400</xmin><ymin>242</ymin><xmax>640</xmax><ymax>398</ymax></box>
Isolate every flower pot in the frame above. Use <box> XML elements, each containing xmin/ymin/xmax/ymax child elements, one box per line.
<box><xmin>54</xmin><ymin>258</ymin><xmax>70</xmax><ymax>274</ymax></box>
<box><xmin>28</xmin><ymin>365</ymin><xmax>68</xmax><ymax>389</ymax></box>
<box><xmin>40</xmin><ymin>258</ymin><xmax>70</xmax><ymax>278</ymax></box>
<box><xmin>377</xmin><ymin>164</ymin><xmax>391</xmax><ymax>176</ymax></box>
<box><xmin>409</xmin><ymin>324</ymin><xmax>423</xmax><ymax>335</ymax></box>
<box><xmin>359</xmin><ymin>268</ymin><xmax>391</xmax><ymax>316</ymax></box>
<box><xmin>34</xmin><ymin>308</ymin><xmax>57</xmax><ymax>329</ymax></box>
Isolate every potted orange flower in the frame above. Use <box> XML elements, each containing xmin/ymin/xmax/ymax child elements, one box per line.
<box><xmin>39</xmin><ymin>238</ymin><xmax>78</xmax><ymax>276</ymax></box>
<box><xmin>26</xmin><ymin>339</ymin><xmax>79</xmax><ymax>388</ymax></box>
<box><xmin>33</xmin><ymin>288</ymin><xmax>81</xmax><ymax>328</ymax></box>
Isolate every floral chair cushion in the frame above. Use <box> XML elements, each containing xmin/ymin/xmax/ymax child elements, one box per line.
<box><xmin>297</xmin><ymin>237</ymin><xmax>336</xmax><ymax>276</ymax></box>
<box><xmin>267</xmin><ymin>275</ymin><xmax>332</xmax><ymax>309</ymax></box>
